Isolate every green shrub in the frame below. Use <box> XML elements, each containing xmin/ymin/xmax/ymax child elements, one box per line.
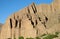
<box><xmin>43</xmin><ymin>34</ymin><xmax>58</xmax><ymax>39</ymax></box>
<box><xmin>26</xmin><ymin>37</ymin><xmax>34</xmax><ymax>39</ymax></box>
<box><xmin>19</xmin><ymin>36</ymin><xmax>24</xmax><ymax>39</ymax></box>
<box><xmin>41</xmin><ymin>34</ymin><xmax>47</xmax><ymax>37</ymax></box>
<box><xmin>55</xmin><ymin>32</ymin><xmax>60</xmax><ymax>35</ymax></box>
<box><xmin>35</xmin><ymin>37</ymin><xmax>41</xmax><ymax>39</ymax></box>
<box><xmin>8</xmin><ymin>38</ymin><xmax>11</xmax><ymax>39</ymax></box>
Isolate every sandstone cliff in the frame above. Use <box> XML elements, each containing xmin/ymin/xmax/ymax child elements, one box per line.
<box><xmin>0</xmin><ymin>0</ymin><xmax>60</xmax><ymax>39</ymax></box>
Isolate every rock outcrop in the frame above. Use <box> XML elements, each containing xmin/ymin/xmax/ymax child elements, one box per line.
<box><xmin>1</xmin><ymin>0</ymin><xmax>60</xmax><ymax>39</ymax></box>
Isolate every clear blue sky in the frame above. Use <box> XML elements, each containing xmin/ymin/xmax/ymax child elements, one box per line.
<box><xmin>0</xmin><ymin>0</ymin><xmax>53</xmax><ymax>24</ymax></box>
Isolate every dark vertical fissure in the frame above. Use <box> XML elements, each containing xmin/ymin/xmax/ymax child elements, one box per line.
<box><xmin>42</xmin><ymin>21</ymin><xmax>46</xmax><ymax>28</ymax></box>
<box><xmin>44</xmin><ymin>16</ymin><xmax>48</xmax><ymax>28</ymax></box>
<box><xmin>15</xmin><ymin>20</ymin><xmax>18</xmax><ymax>28</ymax></box>
<box><xmin>19</xmin><ymin>19</ymin><xmax>21</xmax><ymax>28</ymax></box>
<box><xmin>27</xmin><ymin>7</ymin><xmax>30</xmax><ymax>13</ymax></box>
<box><xmin>10</xmin><ymin>18</ymin><xmax>12</xmax><ymax>39</ymax></box>
<box><xmin>27</xmin><ymin>13</ymin><xmax>36</xmax><ymax>28</ymax></box>
<box><xmin>31</xmin><ymin>20</ymin><xmax>35</xmax><ymax>28</ymax></box>
<box><xmin>35</xmin><ymin>20</ymin><xmax>38</xmax><ymax>25</ymax></box>
<box><xmin>27</xmin><ymin>14</ymin><xmax>32</xmax><ymax>21</ymax></box>
<box><xmin>27</xmin><ymin>14</ymin><xmax>29</xmax><ymax>18</ymax></box>
<box><xmin>33</xmin><ymin>3</ymin><xmax>37</xmax><ymax>13</ymax></box>
<box><xmin>45</xmin><ymin>16</ymin><xmax>48</xmax><ymax>22</ymax></box>
<box><xmin>10</xmin><ymin>18</ymin><xmax>12</xmax><ymax>29</ymax></box>
<box><xmin>31</xmin><ymin>4</ymin><xmax>37</xmax><ymax>13</ymax></box>
<box><xmin>38</xmin><ymin>17</ymin><xmax>41</xmax><ymax>21</ymax></box>
<box><xmin>38</xmin><ymin>16</ymin><xmax>48</xmax><ymax>28</ymax></box>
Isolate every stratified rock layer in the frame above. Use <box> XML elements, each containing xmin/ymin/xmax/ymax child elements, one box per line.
<box><xmin>1</xmin><ymin>0</ymin><xmax>60</xmax><ymax>39</ymax></box>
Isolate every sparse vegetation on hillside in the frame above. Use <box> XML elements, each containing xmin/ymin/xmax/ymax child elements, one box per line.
<box><xmin>26</xmin><ymin>37</ymin><xmax>34</xmax><ymax>39</ymax></box>
<box><xmin>8</xmin><ymin>32</ymin><xmax>60</xmax><ymax>39</ymax></box>
<box><xmin>43</xmin><ymin>34</ymin><xmax>58</xmax><ymax>39</ymax></box>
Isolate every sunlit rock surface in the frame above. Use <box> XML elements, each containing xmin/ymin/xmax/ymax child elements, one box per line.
<box><xmin>0</xmin><ymin>0</ymin><xmax>60</xmax><ymax>39</ymax></box>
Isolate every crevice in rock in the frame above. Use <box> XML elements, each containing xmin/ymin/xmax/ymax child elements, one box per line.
<box><xmin>35</xmin><ymin>20</ymin><xmax>38</xmax><ymax>25</ymax></box>
<box><xmin>27</xmin><ymin>15</ymin><xmax>35</xmax><ymax>28</ymax></box>
<box><xmin>15</xmin><ymin>20</ymin><xmax>18</xmax><ymax>28</ymax></box>
<box><xmin>31</xmin><ymin>20</ymin><xmax>35</xmax><ymax>28</ymax></box>
<box><xmin>19</xmin><ymin>19</ymin><xmax>21</xmax><ymax>28</ymax></box>
<box><xmin>45</xmin><ymin>16</ymin><xmax>48</xmax><ymax>22</ymax></box>
<box><xmin>31</xmin><ymin>3</ymin><xmax>37</xmax><ymax>13</ymax></box>
<box><xmin>27</xmin><ymin>14</ymin><xmax>29</xmax><ymax>18</ymax></box>
<box><xmin>27</xmin><ymin>14</ymin><xmax>32</xmax><ymax>20</ymax></box>
<box><xmin>38</xmin><ymin>17</ymin><xmax>41</xmax><ymax>21</ymax></box>
<box><xmin>42</xmin><ymin>21</ymin><xmax>46</xmax><ymax>27</ymax></box>
<box><xmin>10</xmin><ymin>18</ymin><xmax>12</xmax><ymax>29</ymax></box>
<box><xmin>27</xmin><ymin>7</ymin><xmax>30</xmax><ymax>13</ymax></box>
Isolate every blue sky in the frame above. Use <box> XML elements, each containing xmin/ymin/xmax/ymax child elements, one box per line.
<box><xmin>0</xmin><ymin>0</ymin><xmax>53</xmax><ymax>24</ymax></box>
